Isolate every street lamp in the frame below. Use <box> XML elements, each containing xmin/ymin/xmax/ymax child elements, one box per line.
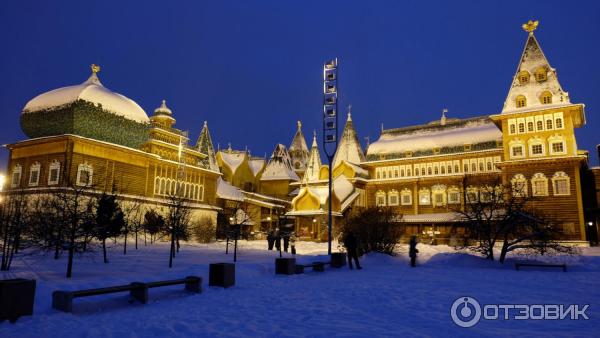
<box><xmin>322</xmin><ymin>58</ymin><xmax>338</xmax><ymax>255</ymax></box>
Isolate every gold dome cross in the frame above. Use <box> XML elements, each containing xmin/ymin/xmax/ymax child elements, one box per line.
<box><xmin>91</xmin><ymin>64</ymin><xmax>101</xmax><ymax>74</ymax></box>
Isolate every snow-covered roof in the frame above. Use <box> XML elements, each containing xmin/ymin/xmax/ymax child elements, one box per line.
<box><xmin>23</xmin><ymin>72</ymin><xmax>149</xmax><ymax>123</ymax></box>
<box><xmin>196</xmin><ymin>121</ymin><xmax>220</xmax><ymax>172</ymax></box>
<box><xmin>248</xmin><ymin>158</ymin><xmax>266</xmax><ymax>177</ymax></box>
<box><xmin>304</xmin><ymin>132</ymin><xmax>322</xmax><ymax>182</ymax></box>
<box><xmin>401</xmin><ymin>212</ymin><xmax>461</xmax><ymax>223</ymax></box>
<box><xmin>216</xmin><ymin>178</ymin><xmax>244</xmax><ymax>201</ymax></box>
<box><xmin>501</xmin><ymin>31</ymin><xmax>570</xmax><ymax>114</ymax></box>
<box><xmin>332</xmin><ymin>112</ymin><xmax>366</xmax><ymax>167</ymax></box>
<box><xmin>367</xmin><ymin>116</ymin><xmax>501</xmax><ymax>156</ymax></box>
<box><xmin>219</xmin><ymin>150</ymin><xmax>246</xmax><ymax>174</ymax></box>
<box><xmin>260</xmin><ymin>144</ymin><xmax>300</xmax><ymax>181</ymax></box>
<box><xmin>289</xmin><ymin>121</ymin><xmax>310</xmax><ymax>171</ymax></box>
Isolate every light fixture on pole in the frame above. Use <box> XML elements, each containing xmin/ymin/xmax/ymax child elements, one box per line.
<box><xmin>322</xmin><ymin>58</ymin><xmax>338</xmax><ymax>255</ymax></box>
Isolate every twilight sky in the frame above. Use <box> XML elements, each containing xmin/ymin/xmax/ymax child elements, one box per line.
<box><xmin>1</xmin><ymin>0</ymin><xmax>599</xmax><ymax>169</ymax></box>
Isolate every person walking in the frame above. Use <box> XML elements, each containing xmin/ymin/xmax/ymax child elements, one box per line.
<box><xmin>343</xmin><ymin>231</ymin><xmax>362</xmax><ymax>270</ymax></box>
<box><xmin>290</xmin><ymin>232</ymin><xmax>297</xmax><ymax>255</ymax></box>
<box><xmin>267</xmin><ymin>231</ymin><xmax>275</xmax><ymax>250</ymax></box>
<box><xmin>409</xmin><ymin>236</ymin><xmax>419</xmax><ymax>267</ymax></box>
<box><xmin>283</xmin><ymin>233</ymin><xmax>290</xmax><ymax>253</ymax></box>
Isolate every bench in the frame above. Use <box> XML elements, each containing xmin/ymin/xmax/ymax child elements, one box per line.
<box><xmin>515</xmin><ymin>262</ymin><xmax>567</xmax><ymax>272</ymax></box>
<box><xmin>297</xmin><ymin>261</ymin><xmax>329</xmax><ymax>273</ymax></box>
<box><xmin>52</xmin><ymin>276</ymin><xmax>201</xmax><ymax>313</ymax></box>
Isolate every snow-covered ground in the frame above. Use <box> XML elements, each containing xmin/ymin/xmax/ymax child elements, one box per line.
<box><xmin>1</xmin><ymin>240</ymin><xmax>599</xmax><ymax>337</ymax></box>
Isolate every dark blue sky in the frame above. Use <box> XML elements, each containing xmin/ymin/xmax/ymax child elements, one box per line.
<box><xmin>1</xmin><ymin>0</ymin><xmax>599</xmax><ymax>169</ymax></box>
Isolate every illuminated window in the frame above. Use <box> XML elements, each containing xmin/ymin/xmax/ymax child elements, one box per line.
<box><xmin>531</xmin><ymin>173</ymin><xmax>548</xmax><ymax>196</ymax></box>
<box><xmin>518</xmin><ymin>71</ymin><xmax>530</xmax><ymax>84</ymax></box>
<box><xmin>447</xmin><ymin>187</ymin><xmax>461</xmax><ymax>204</ymax></box>
<box><xmin>434</xmin><ymin>167</ymin><xmax>439</xmax><ymax>175</ymax></box>
<box><xmin>466</xmin><ymin>186</ymin><xmax>479</xmax><ymax>203</ymax></box>
<box><xmin>546</xmin><ymin>119</ymin><xmax>553</xmax><ymax>130</ymax></box>
<box><xmin>531</xmin><ymin>144</ymin><xmax>543</xmax><ymax>155</ymax></box>
<box><xmin>29</xmin><ymin>162</ymin><xmax>41</xmax><ymax>187</ymax></box>
<box><xmin>551</xmin><ymin>141</ymin><xmax>565</xmax><ymax>154</ymax></box>
<box><xmin>486</xmin><ymin>161</ymin><xmax>492</xmax><ymax>171</ymax></box>
<box><xmin>401</xmin><ymin>189</ymin><xmax>412</xmax><ymax>205</ymax></box>
<box><xmin>510</xmin><ymin>124</ymin><xmax>516</xmax><ymax>134</ymax></box>
<box><xmin>471</xmin><ymin>163</ymin><xmax>477</xmax><ymax>172</ymax></box>
<box><xmin>540</xmin><ymin>91</ymin><xmax>552</xmax><ymax>104</ymax></box>
<box><xmin>455</xmin><ymin>165</ymin><xmax>460</xmax><ymax>173</ymax></box>
<box><xmin>48</xmin><ymin>160</ymin><xmax>61</xmax><ymax>185</ymax></box>
<box><xmin>447</xmin><ymin>165</ymin><xmax>452</xmax><ymax>174</ymax></box>
<box><xmin>537</xmin><ymin>120</ymin><xmax>543</xmax><ymax>131</ymax></box>
<box><xmin>427</xmin><ymin>167</ymin><xmax>432</xmax><ymax>175</ymax></box>
<box><xmin>441</xmin><ymin>166</ymin><xmax>446</xmax><ymax>174</ymax></box>
<box><xmin>552</xmin><ymin>172</ymin><xmax>570</xmax><ymax>196</ymax></box>
<box><xmin>511</xmin><ymin>145</ymin><xmax>524</xmax><ymax>158</ymax></box>
<box><xmin>419</xmin><ymin>189</ymin><xmax>431</xmax><ymax>205</ymax></box>
<box><xmin>516</xmin><ymin>95</ymin><xmax>527</xmax><ymax>108</ymax></box>
<box><xmin>464</xmin><ymin>163</ymin><xmax>469</xmax><ymax>173</ymax></box>
<box><xmin>400</xmin><ymin>169</ymin><xmax>405</xmax><ymax>177</ymax></box>
<box><xmin>527</xmin><ymin>122</ymin><xmax>534</xmax><ymax>132</ymax></box>
<box><xmin>421</xmin><ymin>168</ymin><xmax>425</xmax><ymax>176</ymax></box>
<box><xmin>518</xmin><ymin>123</ymin><xmax>525</xmax><ymax>133</ymax></box>
<box><xmin>76</xmin><ymin>162</ymin><xmax>93</xmax><ymax>187</ymax></box>
<box><xmin>555</xmin><ymin>118</ymin><xmax>563</xmax><ymax>129</ymax></box>
<box><xmin>376</xmin><ymin>190</ymin><xmax>386</xmax><ymax>206</ymax></box>
<box><xmin>535</xmin><ymin>67</ymin><xmax>547</xmax><ymax>82</ymax></box>
<box><xmin>432</xmin><ymin>185</ymin><xmax>446</xmax><ymax>207</ymax></box>
<box><xmin>407</xmin><ymin>169</ymin><xmax>412</xmax><ymax>176</ymax></box>
<box><xmin>479</xmin><ymin>162</ymin><xmax>484</xmax><ymax>172</ymax></box>
<box><xmin>388</xmin><ymin>190</ymin><xmax>399</xmax><ymax>206</ymax></box>
<box><xmin>511</xmin><ymin>174</ymin><xmax>528</xmax><ymax>197</ymax></box>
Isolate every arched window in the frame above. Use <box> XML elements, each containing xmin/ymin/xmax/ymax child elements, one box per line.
<box><xmin>518</xmin><ymin>123</ymin><xmax>525</xmax><ymax>133</ymax></box>
<box><xmin>421</xmin><ymin>168</ymin><xmax>425</xmax><ymax>176</ymax></box>
<box><xmin>455</xmin><ymin>164</ymin><xmax>460</xmax><ymax>173</ymax></box>
<box><xmin>527</xmin><ymin>121</ymin><xmax>534</xmax><ymax>132</ymax></box>
<box><xmin>401</xmin><ymin>189</ymin><xmax>412</xmax><ymax>205</ymax></box>
<box><xmin>552</xmin><ymin>172</ymin><xmax>570</xmax><ymax>196</ymax></box>
<box><xmin>531</xmin><ymin>173</ymin><xmax>549</xmax><ymax>196</ymax></box>
<box><xmin>516</xmin><ymin>95</ymin><xmax>527</xmax><ymax>108</ymax></box>
<box><xmin>537</xmin><ymin>120</ymin><xmax>544</xmax><ymax>131</ymax></box>
<box><xmin>510</xmin><ymin>124</ymin><xmax>516</xmax><ymax>134</ymax></box>
<box><xmin>11</xmin><ymin>164</ymin><xmax>22</xmax><ymax>188</ymax></box>
<box><xmin>432</xmin><ymin>185</ymin><xmax>447</xmax><ymax>207</ymax></box>
<box><xmin>407</xmin><ymin>169</ymin><xmax>412</xmax><ymax>176</ymax></box>
<box><xmin>427</xmin><ymin>167</ymin><xmax>432</xmax><ymax>175</ymax></box>
<box><xmin>76</xmin><ymin>162</ymin><xmax>93</xmax><ymax>187</ymax></box>
<box><xmin>546</xmin><ymin>119</ymin><xmax>553</xmax><ymax>130</ymax></box>
<box><xmin>375</xmin><ymin>190</ymin><xmax>386</xmax><ymax>206</ymax></box>
<box><xmin>518</xmin><ymin>71</ymin><xmax>530</xmax><ymax>84</ymax></box>
<box><xmin>388</xmin><ymin>189</ymin><xmax>399</xmax><ymax>206</ymax></box>
<box><xmin>555</xmin><ymin>117</ymin><xmax>563</xmax><ymax>129</ymax></box>
<box><xmin>434</xmin><ymin>166</ymin><xmax>439</xmax><ymax>175</ymax></box>
<box><xmin>511</xmin><ymin>174</ymin><xmax>528</xmax><ymax>197</ymax></box>
<box><xmin>535</xmin><ymin>67</ymin><xmax>547</xmax><ymax>82</ymax></box>
<box><xmin>382</xmin><ymin>171</ymin><xmax>386</xmax><ymax>179</ymax></box>
<box><xmin>466</xmin><ymin>186</ymin><xmax>479</xmax><ymax>203</ymax></box>
<box><xmin>486</xmin><ymin>161</ymin><xmax>492</xmax><ymax>171</ymax></box>
<box><xmin>441</xmin><ymin>166</ymin><xmax>446</xmax><ymax>174</ymax></box>
<box><xmin>529</xmin><ymin>138</ymin><xmax>545</xmax><ymax>156</ymax></box>
<box><xmin>400</xmin><ymin>169</ymin><xmax>405</xmax><ymax>177</ymax></box>
<box><xmin>447</xmin><ymin>186</ymin><xmax>461</xmax><ymax>204</ymax></box>
<box><xmin>29</xmin><ymin>162</ymin><xmax>41</xmax><ymax>187</ymax></box>
<box><xmin>549</xmin><ymin>135</ymin><xmax>566</xmax><ymax>155</ymax></box>
<box><xmin>479</xmin><ymin>162</ymin><xmax>484</xmax><ymax>172</ymax></box>
<box><xmin>471</xmin><ymin>163</ymin><xmax>477</xmax><ymax>172</ymax></box>
<box><xmin>464</xmin><ymin>163</ymin><xmax>469</xmax><ymax>173</ymax></box>
<box><xmin>48</xmin><ymin>160</ymin><xmax>61</xmax><ymax>185</ymax></box>
<box><xmin>540</xmin><ymin>91</ymin><xmax>552</xmax><ymax>104</ymax></box>
<box><xmin>447</xmin><ymin>165</ymin><xmax>452</xmax><ymax>174</ymax></box>
<box><xmin>418</xmin><ymin>189</ymin><xmax>431</xmax><ymax>205</ymax></box>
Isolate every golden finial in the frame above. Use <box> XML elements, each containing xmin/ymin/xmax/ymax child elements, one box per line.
<box><xmin>297</xmin><ymin>120</ymin><xmax>302</xmax><ymax>129</ymax></box>
<box><xmin>522</xmin><ymin>20</ymin><xmax>539</xmax><ymax>35</ymax></box>
<box><xmin>91</xmin><ymin>64</ymin><xmax>101</xmax><ymax>74</ymax></box>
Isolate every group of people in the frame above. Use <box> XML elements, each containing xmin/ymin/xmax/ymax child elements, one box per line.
<box><xmin>266</xmin><ymin>230</ymin><xmax>297</xmax><ymax>255</ymax></box>
<box><xmin>266</xmin><ymin>229</ymin><xmax>420</xmax><ymax>269</ymax></box>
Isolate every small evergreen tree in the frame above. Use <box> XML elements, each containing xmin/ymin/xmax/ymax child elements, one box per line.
<box><xmin>95</xmin><ymin>193</ymin><xmax>124</xmax><ymax>263</ymax></box>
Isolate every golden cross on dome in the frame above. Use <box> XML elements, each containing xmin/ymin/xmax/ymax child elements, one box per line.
<box><xmin>91</xmin><ymin>64</ymin><xmax>101</xmax><ymax>74</ymax></box>
<box><xmin>522</xmin><ymin>20</ymin><xmax>539</xmax><ymax>34</ymax></box>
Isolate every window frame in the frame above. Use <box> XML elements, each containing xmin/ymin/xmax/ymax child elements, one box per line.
<box><xmin>76</xmin><ymin>162</ymin><xmax>94</xmax><ymax>187</ymax></box>
<box><xmin>48</xmin><ymin>160</ymin><xmax>61</xmax><ymax>186</ymax></box>
<box><xmin>28</xmin><ymin>162</ymin><xmax>41</xmax><ymax>187</ymax></box>
<box><xmin>552</xmin><ymin>172</ymin><xmax>570</xmax><ymax>196</ymax></box>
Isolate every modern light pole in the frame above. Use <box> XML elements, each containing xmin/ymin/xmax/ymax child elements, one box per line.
<box><xmin>322</xmin><ymin>58</ymin><xmax>338</xmax><ymax>255</ymax></box>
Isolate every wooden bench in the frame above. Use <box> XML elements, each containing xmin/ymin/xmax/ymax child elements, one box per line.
<box><xmin>515</xmin><ymin>262</ymin><xmax>567</xmax><ymax>272</ymax></box>
<box><xmin>52</xmin><ymin>276</ymin><xmax>201</xmax><ymax>313</ymax></box>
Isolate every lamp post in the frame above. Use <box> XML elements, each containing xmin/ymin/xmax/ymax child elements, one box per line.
<box><xmin>322</xmin><ymin>58</ymin><xmax>338</xmax><ymax>255</ymax></box>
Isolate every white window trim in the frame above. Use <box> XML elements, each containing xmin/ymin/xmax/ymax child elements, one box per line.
<box><xmin>48</xmin><ymin>160</ymin><xmax>61</xmax><ymax>185</ymax></box>
<box><xmin>509</xmin><ymin>143</ymin><xmax>525</xmax><ymax>159</ymax></box>
<box><xmin>76</xmin><ymin>162</ymin><xmax>94</xmax><ymax>187</ymax></box>
<box><xmin>11</xmin><ymin>164</ymin><xmax>22</xmax><ymax>188</ymax></box>
<box><xmin>528</xmin><ymin>139</ymin><xmax>545</xmax><ymax>157</ymax></box>
<box><xmin>511</xmin><ymin>174</ymin><xmax>528</xmax><ymax>197</ymax></box>
<box><xmin>28</xmin><ymin>162</ymin><xmax>41</xmax><ymax>187</ymax></box>
<box><xmin>388</xmin><ymin>190</ymin><xmax>399</xmax><ymax>206</ymax></box>
<box><xmin>418</xmin><ymin>189</ymin><xmax>431</xmax><ymax>205</ymax></box>
<box><xmin>551</xmin><ymin>172</ymin><xmax>570</xmax><ymax>196</ymax></box>
<box><xmin>375</xmin><ymin>190</ymin><xmax>386</xmax><ymax>206</ymax></box>
<box><xmin>447</xmin><ymin>187</ymin><xmax>461</xmax><ymax>204</ymax></box>
<box><xmin>531</xmin><ymin>173</ymin><xmax>549</xmax><ymax>197</ymax></box>
<box><xmin>401</xmin><ymin>189</ymin><xmax>412</xmax><ymax>206</ymax></box>
<box><xmin>466</xmin><ymin>186</ymin><xmax>479</xmax><ymax>203</ymax></box>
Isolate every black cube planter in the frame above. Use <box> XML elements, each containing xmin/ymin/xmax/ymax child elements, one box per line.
<box><xmin>209</xmin><ymin>263</ymin><xmax>235</xmax><ymax>288</ymax></box>
<box><xmin>275</xmin><ymin>258</ymin><xmax>296</xmax><ymax>275</ymax></box>
<box><xmin>0</xmin><ymin>278</ymin><xmax>36</xmax><ymax>323</ymax></box>
<box><xmin>331</xmin><ymin>253</ymin><xmax>347</xmax><ymax>268</ymax></box>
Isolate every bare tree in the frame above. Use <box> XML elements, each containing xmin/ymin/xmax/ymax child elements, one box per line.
<box><xmin>454</xmin><ymin>177</ymin><xmax>574</xmax><ymax>262</ymax></box>
<box><xmin>0</xmin><ymin>189</ymin><xmax>31</xmax><ymax>271</ymax></box>
<box><xmin>164</xmin><ymin>194</ymin><xmax>191</xmax><ymax>268</ymax></box>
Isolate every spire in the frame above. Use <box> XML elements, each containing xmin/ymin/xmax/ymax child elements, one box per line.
<box><xmin>260</xmin><ymin>144</ymin><xmax>300</xmax><ymax>182</ymax></box>
<box><xmin>441</xmin><ymin>108</ymin><xmax>447</xmax><ymax>126</ymax></box>
<box><xmin>289</xmin><ymin>120</ymin><xmax>310</xmax><ymax>173</ymax></box>
<box><xmin>84</xmin><ymin>64</ymin><xmax>102</xmax><ymax>86</ymax></box>
<box><xmin>332</xmin><ymin>107</ymin><xmax>366</xmax><ymax>167</ymax></box>
<box><xmin>501</xmin><ymin>20</ymin><xmax>570</xmax><ymax>114</ymax></box>
<box><xmin>196</xmin><ymin>121</ymin><xmax>219</xmax><ymax>172</ymax></box>
<box><xmin>305</xmin><ymin>130</ymin><xmax>322</xmax><ymax>182</ymax></box>
<box><xmin>154</xmin><ymin>99</ymin><xmax>173</xmax><ymax>115</ymax></box>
